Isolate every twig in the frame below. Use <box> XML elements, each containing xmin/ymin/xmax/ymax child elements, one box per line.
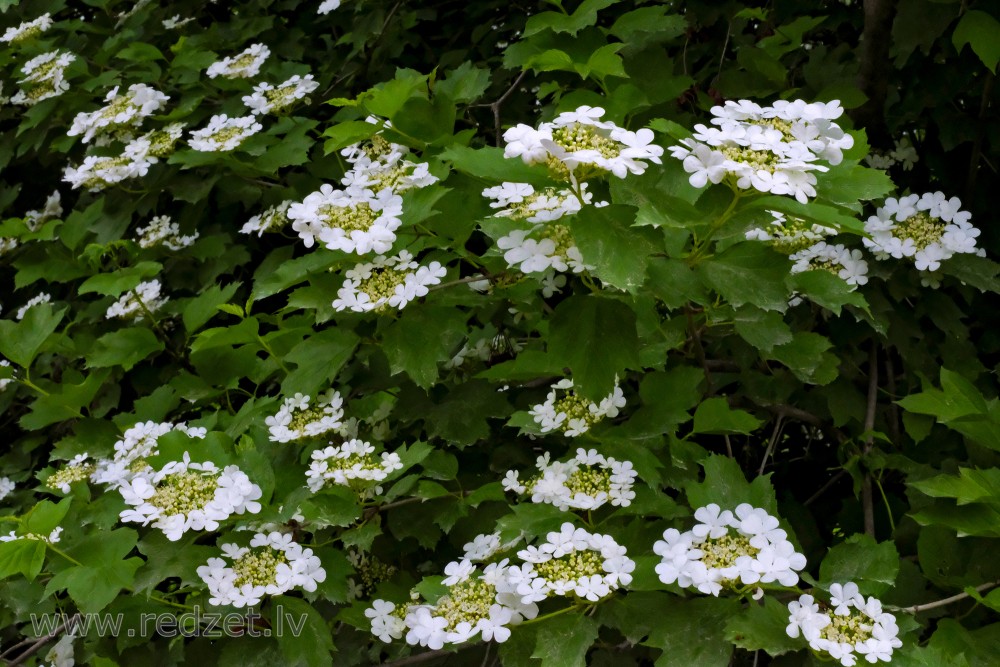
<box><xmin>861</xmin><ymin>345</ymin><xmax>879</xmax><ymax>537</ymax></box>
<box><xmin>428</xmin><ymin>274</ymin><xmax>488</xmax><ymax>291</ymax></box>
<box><xmin>966</xmin><ymin>72</ymin><xmax>995</xmax><ymax>201</ymax></box>
<box><xmin>764</xmin><ymin>404</ymin><xmax>824</xmax><ymax>428</ymax></box>
<box><xmin>901</xmin><ymin>581</ymin><xmax>1000</xmax><ymax>614</ymax></box>
<box><xmin>804</xmin><ymin>469</ymin><xmax>848</xmax><ymax>506</ymax></box>
<box><xmin>5</xmin><ymin>616</ymin><xmax>78</xmax><ymax>666</ymax></box>
<box><xmin>379</xmin><ymin>647</ymin><xmax>458</xmax><ymax>667</ymax></box>
<box><xmin>489</xmin><ymin>70</ymin><xmax>528</xmax><ymax>146</ymax></box>
<box><xmin>685</xmin><ymin>305</ymin><xmax>714</xmax><ymax>393</ymax></box>
<box><xmin>758</xmin><ymin>415</ymin><xmax>784</xmax><ymax>476</ymax></box>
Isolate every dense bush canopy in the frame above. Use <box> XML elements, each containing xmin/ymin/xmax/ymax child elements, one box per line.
<box><xmin>1</xmin><ymin>0</ymin><xmax>1000</xmax><ymax>666</ymax></box>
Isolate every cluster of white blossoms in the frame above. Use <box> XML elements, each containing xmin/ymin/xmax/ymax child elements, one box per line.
<box><xmin>654</xmin><ymin>503</ymin><xmax>807</xmax><ymax>596</ymax></box>
<box><xmin>483</xmin><ymin>182</ymin><xmax>593</xmax><ymax>223</ymax></box>
<box><xmin>62</xmin><ymin>125</ymin><xmax>184</xmax><ymax>191</ymax></box>
<box><xmin>503</xmin><ymin>448</ymin><xmax>637</xmax><ymax>511</ymax></box>
<box><xmin>366</xmin><ymin>560</ymin><xmax>539</xmax><ymax>648</ymax></box>
<box><xmin>15</xmin><ymin>292</ymin><xmax>51</xmax><ymax>320</ymax></box>
<box><xmin>745</xmin><ymin>210</ymin><xmax>837</xmax><ymax>255</ymax></box>
<box><xmin>304</xmin><ymin>439</ymin><xmax>403</xmax><ymax>494</ymax></box>
<box><xmin>787</xmin><ymin>583</ymin><xmax>901</xmax><ymax>666</ymax></box>
<box><xmin>105</xmin><ymin>279</ymin><xmax>168</xmax><ymax>321</ymax></box>
<box><xmin>289</xmin><ymin>186</ymin><xmax>403</xmax><ymax>254</ymax></box>
<box><xmin>241</xmin><ymin>200</ymin><xmax>293</xmax><ymax>236</ymax></box>
<box><xmin>789</xmin><ymin>242</ymin><xmax>869</xmax><ymax>287</ymax></box>
<box><xmin>0</xmin><ymin>359</ymin><xmax>12</xmax><ymax>392</ymax></box>
<box><xmin>24</xmin><ymin>190</ymin><xmax>62</xmax><ymax>231</ymax></box>
<box><xmin>332</xmin><ymin>250</ymin><xmax>446</xmax><ymax>313</ymax></box>
<box><xmin>669</xmin><ymin>99</ymin><xmax>854</xmax><ymax>203</ymax></box>
<box><xmin>45</xmin><ymin>454</ymin><xmax>95</xmax><ymax>493</ymax></box>
<box><xmin>242</xmin><ymin>74</ymin><xmax>319</xmax><ymax>115</ymax></box>
<box><xmin>11</xmin><ymin>50</ymin><xmax>75</xmax><ymax>105</ymax></box>
<box><xmin>0</xmin><ymin>527</ymin><xmax>62</xmax><ymax>543</ymax></box>
<box><xmin>197</xmin><ymin>531</ymin><xmax>327</xmax><ymax>607</ymax></box>
<box><xmin>189</xmin><ymin>114</ymin><xmax>263</xmax><ymax>152</ymax></box>
<box><xmin>862</xmin><ymin>192</ymin><xmax>982</xmax><ymax>276</ymax></box>
<box><xmin>0</xmin><ymin>476</ymin><xmax>14</xmax><ymax>500</ymax></box>
<box><xmin>340</xmin><ymin>130</ymin><xmax>440</xmax><ymax>195</ymax></box>
<box><xmin>67</xmin><ymin>84</ymin><xmax>169</xmax><ymax>144</ymax></box>
<box><xmin>92</xmin><ymin>420</ymin><xmax>207</xmax><ymax>486</ymax></box>
<box><xmin>118</xmin><ymin>452</ymin><xmax>262</xmax><ymax>541</ymax></box>
<box><xmin>1</xmin><ymin>13</ymin><xmax>53</xmax><ymax>44</ymax></box>
<box><xmin>496</xmin><ymin>226</ymin><xmax>592</xmax><ymax>275</ymax></box>
<box><xmin>529</xmin><ymin>379</ymin><xmax>626</xmax><ymax>436</ymax></box>
<box><xmin>206</xmin><ymin>43</ymin><xmax>271</xmax><ymax>79</ymax></box>
<box><xmin>265</xmin><ymin>390</ymin><xmax>345</xmax><ymax>443</ymax></box>
<box><xmin>503</xmin><ymin>106</ymin><xmax>663</xmax><ymax>180</ymax></box>
<box><xmin>135</xmin><ymin>215</ymin><xmax>199</xmax><ymax>250</ymax></box>
<box><xmin>865</xmin><ymin>137</ymin><xmax>918</xmax><ymax>172</ymax></box>
<box><xmin>462</xmin><ymin>532</ymin><xmax>522</xmax><ymax>563</ymax></box>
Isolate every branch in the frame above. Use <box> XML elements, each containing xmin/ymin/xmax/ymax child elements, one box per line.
<box><xmin>379</xmin><ymin>647</ymin><xmax>466</xmax><ymax>667</ymax></box>
<box><xmin>4</xmin><ymin>616</ymin><xmax>78</xmax><ymax>666</ymax></box>
<box><xmin>862</xmin><ymin>345</ymin><xmax>879</xmax><ymax>538</ymax></box>
<box><xmin>902</xmin><ymin>581</ymin><xmax>1000</xmax><ymax>614</ymax></box>
<box><xmin>490</xmin><ymin>70</ymin><xmax>528</xmax><ymax>146</ymax></box>
<box><xmin>851</xmin><ymin>0</ymin><xmax>898</xmax><ymax>146</ymax></box>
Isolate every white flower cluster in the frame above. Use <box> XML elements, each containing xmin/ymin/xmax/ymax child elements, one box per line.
<box><xmin>241</xmin><ymin>200</ymin><xmax>293</xmax><ymax>236</ymax></box>
<box><xmin>789</xmin><ymin>242</ymin><xmax>869</xmax><ymax>287</ymax></box>
<box><xmin>206</xmin><ymin>44</ymin><xmax>271</xmax><ymax>79</ymax></box>
<box><xmin>46</xmin><ymin>454</ymin><xmax>95</xmax><ymax>493</ymax></box>
<box><xmin>864</xmin><ymin>137</ymin><xmax>918</xmax><ymax>172</ymax></box>
<box><xmin>16</xmin><ymin>292</ymin><xmax>51</xmax><ymax>320</ymax></box>
<box><xmin>119</xmin><ymin>452</ymin><xmax>263</xmax><ymax>541</ymax></box>
<box><xmin>265</xmin><ymin>390</ymin><xmax>344</xmax><ymax>443</ymax></box>
<box><xmin>196</xmin><ymin>531</ymin><xmax>327</xmax><ymax>607</ymax></box>
<box><xmin>242</xmin><ymin>74</ymin><xmax>319</xmax><ymax>115</ymax></box>
<box><xmin>669</xmin><ymin>99</ymin><xmax>854</xmax><ymax>203</ymax></box>
<box><xmin>654</xmin><ymin>503</ymin><xmax>806</xmax><ymax>596</ymax></box>
<box><xmin>105</xmin><ymin>279</ymin><xmax>168</xmax><ymax>321</ymax></box>
<box><xmin>135</xmin><ymin>215</ymin><xmax>199</xmax><ymax>250</ymax></box>
<box><xmin>787</xmin><ymin>583</ymin><xmax>901</xmax><ymax>666</ymax></box>
<box><xmin>483</xmin><ymin>182</ymin><xmax>592</xmax><ymax>223</ymax></box>
<box><xmin>63</xmin><ymin>124</ymin><xmax>184</xmax><ymax>192</ymax></box>
<box><xmin>503</xmin><ymin>448</ymin><xmax>637</xmax><ymax>511</ymax></box>
<box><xmin>163</xmin><ymin>15</ymin><xmax>195</xmax><ymax>29</ymax></box>
<box><xmin>1</xmin><ymin>13</ymin><xmax>53</xmax><ymax>44</ymax></box>
<box><xmin>304</xmin><ymin>439</ymin><xmax>403</xmax><ymax>493</ymax></box>
<box><xmin>529</xmin><ymin>379</ymin><xmax>626</xmax><ymax>436</ymax></box>
<box><xmin>289</xmin><ymin>186</ymin><xmax>403</xmax><ymax>254</ymax></box>
<box><xmin>863</xmin><ymin>192</ymin><xmax>982</xmax><ymax>275</ymax></box>
<box><xmin>745</xmin><ymin>210</ymin><xmax>837</xmax><ymax>254</ymax></box>
<box><xmin>340</xmin><ymin>130</ymin><xmax>439</xmax><ymax>195</ymax></box>
<box><xmin>189</xmin><ymin>114</ymin><xmax>263</xmax><ymax>152</ymax></box>
<box><xmin>503</xmin><ymin>106</ymin><xmax>663</xmax><ymax>180</ymax></box>
<box><xmin>24</xmin><ymin>191</ymin><xmax>62</xmax><ymax>231</ymax></box>
<box><xmin>92</xmin><ymin>420</ymin><xmax>207</xmax><ymax>487</ymax></box>
<box><xmin>332</xmin><ymin>250</ymin><xmax>446</xmax><ymax>313</ymax></box>
<box><xmin>0</xmin><ymin>359</ymin><xmax>13</xmax><ymax>392</ymax></box>
<box><xmin>462</xmin><ymin>532</ymin><xmax>521</xmax><ymax>562</ymax></box>
<box><xmin>67</xmin><ymin>84</ymin><xmax>169</xmax><ymax>144</ymax></box>
<box><xmin>0</xmin><ymin>527</ymin><xmax>62</xmax><ymax>543</ymax></box>
<box><xmin>0</xmin><ymin>476</ymin><xmax>14</xmax><ymax>500</ymax></box>
<box><xmin>366</xmin><ymin>560</ymin><xmax>538</xmax><ymax>648</ymax></box>
<box><xmin>12</xmin><ymin>50</ymin><xmax>75</xmax><ymax>106</ymax></box>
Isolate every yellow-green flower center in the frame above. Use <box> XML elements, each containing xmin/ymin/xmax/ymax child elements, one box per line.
<box><xmin>895</xmin><ymin>212</ymin><xmax>944</xmax><ymax>251</ymax></box>
<box><xmin>699</xmin><ymin>532</ymin><xmax>759</xmax><ymax>571</ymax></box>
<box><xmin>432</xmin><ymin>578</ymin><xmax>496</xmax><ymax>629</ymax></box>
<box><xmin>553</xmin><ymin>391</ymin><xmax>597</xmax><ymax>427</ymax></box>
<box><xmin>148</xmin><ymin>471</ymin><xmax>218</xmax><ymax>516</ymax></box>
<box><xmin>232</xmin><ymin>547</ymin><xmax>287</xmax><ymax>588</ymax></box>
<box><xmin>820</xmin><ymin>609</ymin><xmax>874</xmax><ymax>645</ymax></box>
<box><xmin>46</xmin><ymin>464</ymin><xmax>95</xmax><ymax>491</ymax></box>
<box><xmin>534</xmin><ymin>550</ymin><xmax>605</xmax><ymax>583</ymax></box>
<box><xmin>357</xmin><ymin>267</ymin><xmax>408</xmax><ymax>307</ymax></box>
<box><xmin>318</xmin><ymin>201</ymin><xmax>378</xmax><ymax>233</ymax></box>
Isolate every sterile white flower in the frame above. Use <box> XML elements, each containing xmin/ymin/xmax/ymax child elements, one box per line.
<box><xmin>16</xmin><ymin>293</ymin><xmax>51</xmax><ymax>320</ymax></box>
<box><xmin>2</xmin><ymin>13</ymin><xmax>54</xmax><ymax>44</ymax></box>
<box><xmin>504</xmin><ymin>447</ymin><xmax>638</xmax><ymax>511</ymax></box>
<box><xmin>135</xmin><ymin>215</ymin><xmax>199</xmax><ymax>250</ymax></box>
<box><xmin>529</xmin><ymin>378</ymin><xmax>625</xmax><ymax>436</ymax></box>
<box><xmin>206</xmin><ymin>43</ymin><xmax>270</xmax><ymax>79</ymax></box>
<box><xmin>68</xmin><ymin>84</ymin><xmax>169</xmax><ymax>144</ymax></box>
<box><xmin>266</xmin><ymin>390</ymin><xmax>345</xmax><ymax>443</ymax></box>
<box><xmin>332</xmin><ymin>250</ymin><xmax>446</xmax><ymax>313</ymax></box>
<box><xmin>189</xmin><ymin>114</ymin><xmax>262</xmax><ymax>152</ymax></box>
<box><xmin>105</xmin><ymin>280</ymin><xmax>168</xmax><ymax>321</ymax></box>
<box><xmin>304</xmin><ymin>439</ymin><xmax>403</xmax><ymax>495</ymax></box>
<box><xmin>242</xmin><ymin>74</ymin><xmax>319</xmax><ymax>115</ymax></box>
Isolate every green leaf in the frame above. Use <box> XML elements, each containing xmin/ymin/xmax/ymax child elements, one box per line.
<box><xmin>24</xmin><ymin>497</ymin><xmax>73</xmax><ymax>535</ymax></box>
<box><xmin>78</xmin><ymin>261</ymin><xmax>163</xmax><ymax>296</ymax></box>
<box><xmin>571</xmin><ymin>204</ymin><xmax>661</xmax><ymax>291</ymax></box>
<box><xmin>435</xmin><ymin>62</ymin><xmax>491</xmax><ymax>102</ymax></box>
<box><xmin>765</xmin><ymin>332</ymin><xmax>839</xmax><ymax>385</ymax></box>
<box><xmin>910</xmin><ymin>468</ymin><xmax>1000</xmax><ymax>507</ymax></box>
<box><xmin>183</xmin><ymin>282</ymin><xmax>241</xmax><ymax>332</ymax></box>
<box><xmin>524</xmin><ymin>0</ymin><xmax>619</xmax><ymax>37</ymax></box>
<box><xmin>0</xmin><ymin>304</ymin><xmax>65</xmax><ymax>367</ymax></box>
<box><xmin>271</xmin><ymin>596</ymin><xmax>335</xmax><ymax>667</ymax></box>
<box><xmin>685</xmin><ymin>455</ymin><xmax>778</xmax><ymax>515</ymax></box>
<box><xmin>609</xmin><ymin>7</ymin><xmax>687</xmax><ymax>43</ymax></box>
<box><xmin>322</xmin><ymin>120</ymin><xmax>379</xmax><ymax>154</ymax></box>
<box><xmin>646</xmin><ymin>596</ymin><xmax>739</xmax><ymax>667</ymax></box>
<box><xmin>953</xmin><ymin>10</ymin><xmax>1000</xmax><ymax>72</ymax></box>
<box><xmin>282</xmin><ymin>327</ymin><xmax>360</xmax><ymax>395</ymax></box>
<box><xmin>817</xmin><ymin>162</ymin><xmax>895</xmax><ymax>206</ymax></box>
<box><xmin>724</xmin><ymin>597</ymin><xmax>802</xmax><ymax>657</ymax></box>
<box><xmin>732</xmin><ymin>307</ymin><xmax>793</xmax><ymax>352</ymax></box>
<box><xmin>382</xmin><ymin>306</ymin><xmax>467</xmax><ymax>389</ymax></box>
<box><xmin>692</xmin><ymin>397</ymin><xmax>762</xmax><ymax>435</ymax></box>
<box><xmin>788</xmin><ymin>270</ymin><xmax>869</xmax><ymax>315</ymax></box>
<box><xmin>0</xmin><ymin>539</ymin><xmax>46</xmax><ymax>581</ymax></box>
<box><xmin>531</xmin><ymin>612</ymin><xmax>598</xmax><ymax>666</ymax></box>
<box><xmin>818</xmin><ymin>533</ymin><xmax>899</xmax><ymax>596</ymax></box>
<box><xmin>299</xmin><ymin>486</ymin><xmax>363</xmax><ymax>528</ymax></box>
<box><xmin>86</xmin><ymin>328</ymin><xmax>164</xmax><ymax>371</ymax></box>
<box><xmin>21</xmin><ymin>370</ymin><xmax>110</xmax><ymax>430</ymax></box>
<box><xmin>696</xmin><ymin>243</ymin><xmax>790</xmax><ymax>311</ymax></box>
<box><xmin>391</xmin><ymin>95</ymin><xmax>455</xmax><ymax>144</ymax></box>
<box><xmin>46</xmin><ymin>529</ymin><xmax>144</xmax><ymax>613</ymax></box>
<box><xmin>440</xmin><ymin>145</ymin><xmax>553</xmax><ymax>185</ymax></box>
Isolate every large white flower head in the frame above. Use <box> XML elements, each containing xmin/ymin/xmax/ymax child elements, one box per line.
<box><xmin>196</xmin><ymin>531</ymin><xmax>327</xmax><ymax>607</ymax></box>
<box><xmin>242</xmin><ymin>74</ymin><xmax>320</xmax><ymax>115</ymax></box>
<box><xmin>0</xmin><ymin>527</ymin><xmax>63</xmax><ymax>544</ymax></box>
<box><xmin>92</xmin><ymin>421</ymin><xmax>208</xmax><ymax>487</ymax></box>
<box><xmin>482</xmin><ymin>181</ymin><xmax>596</xmax><ymax>223</ymax></box>
<box><xmin>304</xmin><ymin>439</ymin><xmax>403</xmax><ymax>494</ymax></box>
<box><xmin>46</xmin><ymin>454</ymin><xmax>96</xmax><ymax>493</ymax></box>
<box><xmin>789</xmin><ymin>242</ymin><xmax>869</xmax><ymax>288</ymax></box>
<box><xmin>265</xmin><ymin>390</ymin><xmax>345</xmax><ymax>443</ymax></box>
<box><xmin>332</xmin><ymin>250</ymin><xmax>446</xmax><ymax>313</ymax></box>
<box><xmin>105</xmin><ymin>279</ymin><xmax>168</xmax><ymax>321</ymax></box>
<box><xmin>786</xmin><ymin>583</ymin><xmax>902</xmax><ymax>666</ymax></box>
<box><xmin>118</xmin><ymin>452</ymin><xmax>263</xmax><ymax>541</ymax></box>
<box><xmin>189</xmin><ymin>114</ymin><xmax>262</xmax><ymax>152</ymax></box>
<box><xmin>511</xmin><ymin>522</ymin><xmax>634</xmax><ymax>605</ymax></box>
<box><xmin>288</xmin><ymin>185</ymin><xmax>403</xmax><ymax>254</ymax></box>
<box><xmin>669</xmin><ymin>99</ymin><xmax>854</xmax><ymax>203</ymax></box>
<box><xmin>503</xmin><ymin>106</ymin><xmax>663</xmax><ymax>181</ymax></box>
<box><xmin>241</xmin><ymin>200</ymin><xmax>293</xmax><ymax>236</ymax></box>
<box><xmin>24</xmin><ymin>190</ymin><xmax>62</xmax><ymax>231</ymax></box>
<box><xmin>205</xmin><ymin>43</ymin><xmax>270</xmax><ymax>79</ymax></box>
<box><xmin>367</xmin><ymin>560</ymin><xmax>537</xmax><ymax>648</ymax></box>
<box><xmin>863</xmin><ymin>192</ymin><xmax>981</xmax><ymax>275</ymax></box>
<box><xmin>135</xmin><ymin>215</ymin><xmax>199</xmax><ymax>250</ymax></box>
<box><xmin>503</xmin><ymin>448</ymin><xmax>637</xmax><ymax>512</ymax></box>
<box><xmin>68</xmin><ymin>84</ymin><xmax>169</xmax><ymax>144</ymax></box>
<box><xmin>496</xmin><ymin>224</ymin><xmax>593</xmax><ymax>276</ymax></box>
<box><xmin>16</xmin><ymin>292</ymin><xmax>51</xmax><ymax>320</ymax></box>
<box><xmin>12</xmin><ymin>50</ymin><xmax>75</xmax><ymax>105</ymax></box>
<box><xmin>654</xmin><ymin>503</ymin><xmax>806</xmax><ymax>596</ymax></box>
<box><xmin>63</xmin><ymin>135</ymin><xmax>160</xmax><ymax>192</ymax></box>
<box><xmin>0</xmin><ymin>476</ymin><xmax>15</xmax><ymax>500</ymax></box>
<box><xmin>528</xmin><ymin>378</ymin><xmax>625</xmax><ymax>437</ymax></box>
<box><xmin>1</xmin><ymin>13</ymin><xmax>54</xmax><ymax>44</ymax></box>
<box><xmin>745</xmin><ymin>210</ymin><xmax>838</xmax><ymax>254</ymax></box>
